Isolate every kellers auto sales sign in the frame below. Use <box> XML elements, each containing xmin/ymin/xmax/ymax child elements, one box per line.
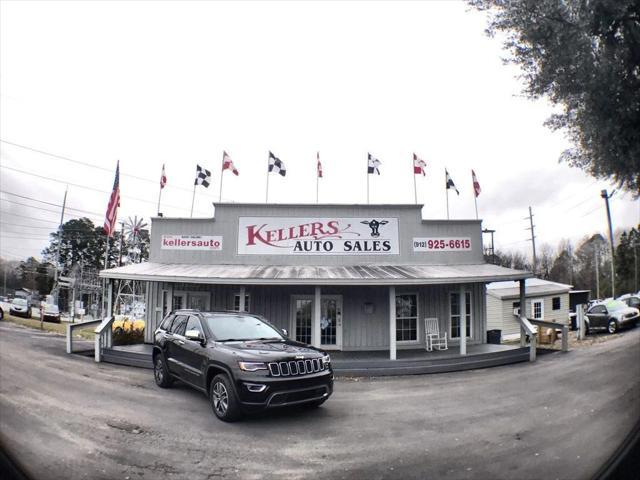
<box><xmin>237</xmin><ymin>217</ymin><xmax>399</xmax><ymax>255</ymax></box>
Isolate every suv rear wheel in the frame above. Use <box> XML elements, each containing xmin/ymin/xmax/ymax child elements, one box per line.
<box><xmin>608</xmin><ymin>320</ymin><xmax>618</xmax><ymax>334</ymax></box>
<box><xmin>210</xmin><ymin>374</ymin><xmax>241</xmax><ymax>422</ymax></box>
<box><xmin>154</xmin><ymin>354</ymin><xmax>173</xmax><ymax>388</ymax></box>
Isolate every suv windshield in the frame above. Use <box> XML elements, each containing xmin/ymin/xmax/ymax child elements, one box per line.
<box><xmin>202</xmin><ymin>313</ymin><xmax>284</xmax><ymax>341</ymax></box>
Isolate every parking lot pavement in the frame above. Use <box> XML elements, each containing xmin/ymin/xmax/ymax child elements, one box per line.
<box><xmin>1</xmin><ymin>321</ymin><xmax>639</xmax><ymax>480</ymax></box>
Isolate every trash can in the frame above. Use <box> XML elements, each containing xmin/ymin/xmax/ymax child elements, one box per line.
<box><xmin>487</xmin><ymin>329</ymin><xmax>502</xmax><ymax>345</ymax></box>
<box><xmin>570</xmin><ymin>313</ymin><xmax>577</xmax><ymax>331</ymax></box>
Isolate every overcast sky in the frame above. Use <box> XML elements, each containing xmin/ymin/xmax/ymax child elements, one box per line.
<box><xmin>1</xmin><ymin>0</ymin><xmax>638</xmax><ymax>264</ymax></box>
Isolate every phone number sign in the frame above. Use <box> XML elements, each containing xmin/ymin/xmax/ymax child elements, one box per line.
<box><xmin>413</xmin><ymin>237</ymin><xmax>472</xmax><ymax>252</ymax></box>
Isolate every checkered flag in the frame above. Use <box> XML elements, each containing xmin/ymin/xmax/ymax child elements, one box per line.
<box><xmin>194</xmin><ymin>164</ymin><xmax>212</xmax><ymax>187</ymax></box>
<box><xmin>268</xmin><ymin>151</ymin><xmax>286</xmax><ymax>177</ymax></box>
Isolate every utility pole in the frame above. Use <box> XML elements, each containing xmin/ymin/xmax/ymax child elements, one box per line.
<box><xmin>600</xmin><ymin>189</ymin><xmax>616</xmax><ymax>297</ymax></box>
<box><xmin>482</xmin><ymin>228</ymin><xmax>496</xmax><ymax>264</ymax></box>
<box><xmin>633</xmin><ymin>237</ymin><xmax>638</xmax><ymax>293</ymax></box>
<box><xmin>526</xmin><ymin>206</ymin><xmax>537</xmax><ymax>274</ymax></box>
<box><xmin>594</xmin><ymin>249</ymin><xmax>600</xmax><ymax>299</ymax></box>
<box><xmin>54</xmin><ymin>187</ymin><xmax>68</xmax><ymax>302</ymax></box>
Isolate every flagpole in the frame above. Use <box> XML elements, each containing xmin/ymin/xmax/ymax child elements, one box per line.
<box><xmin>316</xmin><ymin>173</ymin><xmax>319</xmax><ymax>204</ymax></box>
<box><xmin>413</xmin><ymin>159</ymin><xmax>418</xmax><ymax>205</ymax></box>
<box><xmin>157</xmin><ymin>184</ymin><xmax>162</xmax><ymax>216</ymax></box>
<box><xmin>366</xmin><ymin>157</ymin><xmax>370</xmax><ymax>204</ymax></box>
<box><xmin>102</xmin><ymin>235</ymin><xmax>110</xmax><ymax>317</ymax></box>
<box><xmin>190</xmin><ymin>183</ymin><xmax>196</xmax><ymax>218</ymax></box>
<box><xmin>265</xmin><ymin>169</ymin><xmax>270</xmax><ymax>203</ymax></box>
<box><xmin>445</xmin><ymin>169</ymin><xmax>450</xmax><ymax>220</ymax></box>
<box><xmin>219</xmin><ymin>153</ymin><xmax>224</xmax><ymax>203</ymax></box>
<box><xmin>474</xmin><ymin>195</ymin><xmax>479</xmax><ymax>220</ymax></box>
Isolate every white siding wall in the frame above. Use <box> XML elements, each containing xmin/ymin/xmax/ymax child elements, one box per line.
<box><xmin>144</xmin><ymin>281</ymin><xmax>489</xmax><ymax>349</ymax></box>
<box><xmin>485</xmin><ymin>291</ymin><xmax>571</xmax><ymax>340</ymax></box>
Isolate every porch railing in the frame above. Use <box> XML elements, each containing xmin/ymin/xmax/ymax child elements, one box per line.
<box><xmin>66</xmin><ymin>319</ymin><xmax>103</xmax><ymax>354</ymax></box>
<box><xmin>515</xmin><ymin>314</ymin><xmax>537</xmax><ymax>362</ymax></box>
<box><xmin>529</xmin><ymin>319</ymin><xmax>569</xmax><ymax>353</ymax></box>
<box><xmin>94</xmin><ymin>316</ymin><xmax>115</xmax><ymax>362</ymax></box>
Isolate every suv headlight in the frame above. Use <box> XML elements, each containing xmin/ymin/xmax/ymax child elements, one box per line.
<box><xmin>322</xmin><ymin>354</ymin><xmax>331</xmax><ymax>366</ymax></box>
<box><xmin>238</xmin><ymin>361</ymin><xmax>268</xmax><ymax>372</ymax></box>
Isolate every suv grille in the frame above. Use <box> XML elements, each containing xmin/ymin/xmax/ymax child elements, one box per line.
<box><xmin>268</xmin><ymin>358</ymin><xmax>325</xmax><ymax>377</ymax></box>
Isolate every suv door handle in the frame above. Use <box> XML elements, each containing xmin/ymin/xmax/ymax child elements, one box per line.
<box><xmin>176</xmin><ymin>339</ymin><xmax>185</xmax><ymax>345</ymax></box>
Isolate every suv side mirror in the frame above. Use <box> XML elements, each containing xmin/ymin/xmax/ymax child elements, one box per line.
<box><xmin>281</xmin><ymin>328</ymin><xmax>288</xmax><ymax>338</ymax></box>
<box><xmin>185</xmin><ymin>329</ymin><xmax>204</xmax><ymax>342</ymax></box>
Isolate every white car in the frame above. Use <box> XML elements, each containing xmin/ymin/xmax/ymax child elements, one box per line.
<box><xmin>9</xmin><ymin>298</ymin><xmax>31</xmax><ymax>318</ymax></box>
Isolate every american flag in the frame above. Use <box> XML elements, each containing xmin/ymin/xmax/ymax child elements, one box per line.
<box><xmin>472</xmin><ymin>169</ymin><xmax>481</xmax><ymax>197</ymax></box>
<box><xmin>317</xmin><ymin>151</ymin><xmax>323</xmax><ymax>178</ymax></box>
<box><xmin>160</xmin><ymin>164</ymin><xmax>167</xmax><ymax>189</ymax></box>
<box><xmin>413</xmin><ymin>153</ymin><xmax>427</xmax><ymax>176</ymax></box>
<box><xmin>103</xmin><ymin>161</ymin><xmax>120</xmax><ymax>237</ymax></box>
<box><xmin>222</xmin><ymin>151</ymin><xmax>239</xmax><ymax>175</ymax></box>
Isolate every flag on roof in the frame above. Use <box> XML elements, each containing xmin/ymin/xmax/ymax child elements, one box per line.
<box><xmin>472</xmin><ymin>169</ymin><xmax>481</xmax><ymax>197</ymax></box>
<box><xmin>103</xmin><ymin>160</ymin><xmax>120</xmax><ymax>237</ymax></box>
<box><xmin>160</xmin><ymin>164</ymin><xmax>167</xmax><ymax>189</ymax></box>
<box><xmin>367</xmin><ymin>153</ymin><xmax>381</xmax><ymax>175</ymax></box>
<box><xmin>413</xmin><ymin>153</ymin><xmax>427</xmax><ymax>176</ymax></box>
<box><xmin>194</xmin><ymin>164</ymin><xmax>212</xmax><ymax>187</ymax></box>
<box><xmin>445</xmin><ymin>169</ymin><xmax>459</xmax><ymax>195</ymax></box>
<box><xmin>268</xmin><ymin>151</ymin><xmax>286</xmax><ymax>176</ymax></box>
<box><xmin>222</xmin><ymin>151</ymin><xmax>239</xmax><ymax>176</ymax></box>
<box><xmin>317</xmin><ymin>151</ymin><xmax>323</xmax><ymax>178</ymax></box>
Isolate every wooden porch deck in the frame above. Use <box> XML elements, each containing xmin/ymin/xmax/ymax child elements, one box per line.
<box><xmin>99</xmin><ymin>342</ymin><xmax>533</xmax><ymax>376</ymax></box>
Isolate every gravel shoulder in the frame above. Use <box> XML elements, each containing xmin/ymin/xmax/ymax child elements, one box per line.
<box><xmin>1</xmin><ymin>321</ymin><xmax>639</xmax><ymax>480</ymax></box>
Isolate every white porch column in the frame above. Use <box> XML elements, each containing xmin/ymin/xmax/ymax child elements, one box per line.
<box><xmin>313</xmin><ymin>286</ymin><xmax>321</xmax><ymax>347</ymax></box>
<box><xmin>459</xmin><ymin>285</ymin><xmax>467</xmax><ymax>356</ymax></box>
<box><xmin>238</xmin><ymin>286</ymin><xmax>246</xmax><ymax>312</ymax></box>
<box><xmin>519</xmin><ymin>279</ymin><xmax>526</xmax><ymax>347</ymax></box>
<box><xmin>389</xmin><ymin>286</ymin><xmax>396</xmax><ymax>360</ymax></box>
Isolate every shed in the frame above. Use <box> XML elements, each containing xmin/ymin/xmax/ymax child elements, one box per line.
<box><xmin>487</xmin><ymin>278</ymin><xmax>572</xmax><ymax>340</ymax></box>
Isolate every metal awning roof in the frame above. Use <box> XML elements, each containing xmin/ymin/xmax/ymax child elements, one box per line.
<box><xmin>487</xmin><ymin>278</ymin><xmax>572</xmax><ymax>300</ymax></box>
<box><xmin>99</xmin><ymin>262</ymin><xmax>532</xmax><ymax>286</ymax></box>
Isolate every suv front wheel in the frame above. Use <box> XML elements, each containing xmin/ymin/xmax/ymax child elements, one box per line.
<box><xmin>210</xmin><ymin>374</ymin><xmax>241</xmax><ymax>422</ymax></box>
<box><xmin>608</xmin><ymin>320</ymin><xmax>618</xmax><ymax>334</ymax></box>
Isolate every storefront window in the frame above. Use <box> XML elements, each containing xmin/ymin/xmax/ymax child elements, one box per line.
<box><xmin>396</xmin><ymin>294</ymin><xmax>417</xmax><ymax>342</ymax></box>
<box><xmin>450</xmin><ymin>292</ymin><xmax>471</xmax><ymax>339</ymax></box>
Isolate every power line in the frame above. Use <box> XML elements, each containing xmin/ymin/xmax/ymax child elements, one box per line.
<box><xmin>0</xmin><ymin>190</ymin><xmax>103</xmax><ymax>216</ymax></box>
<box><xmin>0</xmin><ymin>210</ymin><xmax>65</xmax><ymax>225</ymax></box>
<box><xmin>0</xmin><ymin>138</ymin><xmax>218</xmax><ymax>198</ymax></box>
<box><xmin>0</xmin><ymin>221</ymin><xmax>89</xmax><ymax>231</ymax></box>
<box><xmin>0</xmin><ymin>165</ymin><xmax>210</xmax><ymax>215</ymax></box>
<box><xmin>1</xmin><ymin>197</ymin><xmax>100</xmax><ymax>218</ymax></box>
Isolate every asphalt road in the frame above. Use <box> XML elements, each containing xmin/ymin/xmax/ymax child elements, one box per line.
<box><xmin>1</xmin><ymin>321</ymin><xmax>639</xmax><ymax>480</ymax></box>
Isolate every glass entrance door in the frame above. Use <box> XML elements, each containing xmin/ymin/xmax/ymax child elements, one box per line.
<box><xmin>291</xmin><ymin>295</ymin><xmax>342</xmax><ymax>349</ymax></box>
<box><xmin>320</xmin><ymin>296</ymin><xmax>342</xmax><ymax>350</ymax></box>
<box><xmin>294</xmin><ymin>298</ymin><xmax>313</xmax><ymax>344</ymax></box>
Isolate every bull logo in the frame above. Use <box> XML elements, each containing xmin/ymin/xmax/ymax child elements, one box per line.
<box><xmin>360</xmin><ymin>219</ymin><xmax>388</xmax><ymax>237</ymax></box>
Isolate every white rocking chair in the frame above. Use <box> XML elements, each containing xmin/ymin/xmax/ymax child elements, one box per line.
<box><xmin>425</xmin><ymin>317</ymin><xmax>448</xmax><ymax>352</ymax></box>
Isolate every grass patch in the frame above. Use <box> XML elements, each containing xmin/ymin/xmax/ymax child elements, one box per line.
<box><xmin>1</xmin><ymin>314</ymin><xmax>96</xmax><ymax>340</ymax></box>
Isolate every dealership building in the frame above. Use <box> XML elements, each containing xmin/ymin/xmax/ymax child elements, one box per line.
<box><xmin>100</xmin><ymin>203</ymin><xmax>532</xmax><ymax>360</ymax></box>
